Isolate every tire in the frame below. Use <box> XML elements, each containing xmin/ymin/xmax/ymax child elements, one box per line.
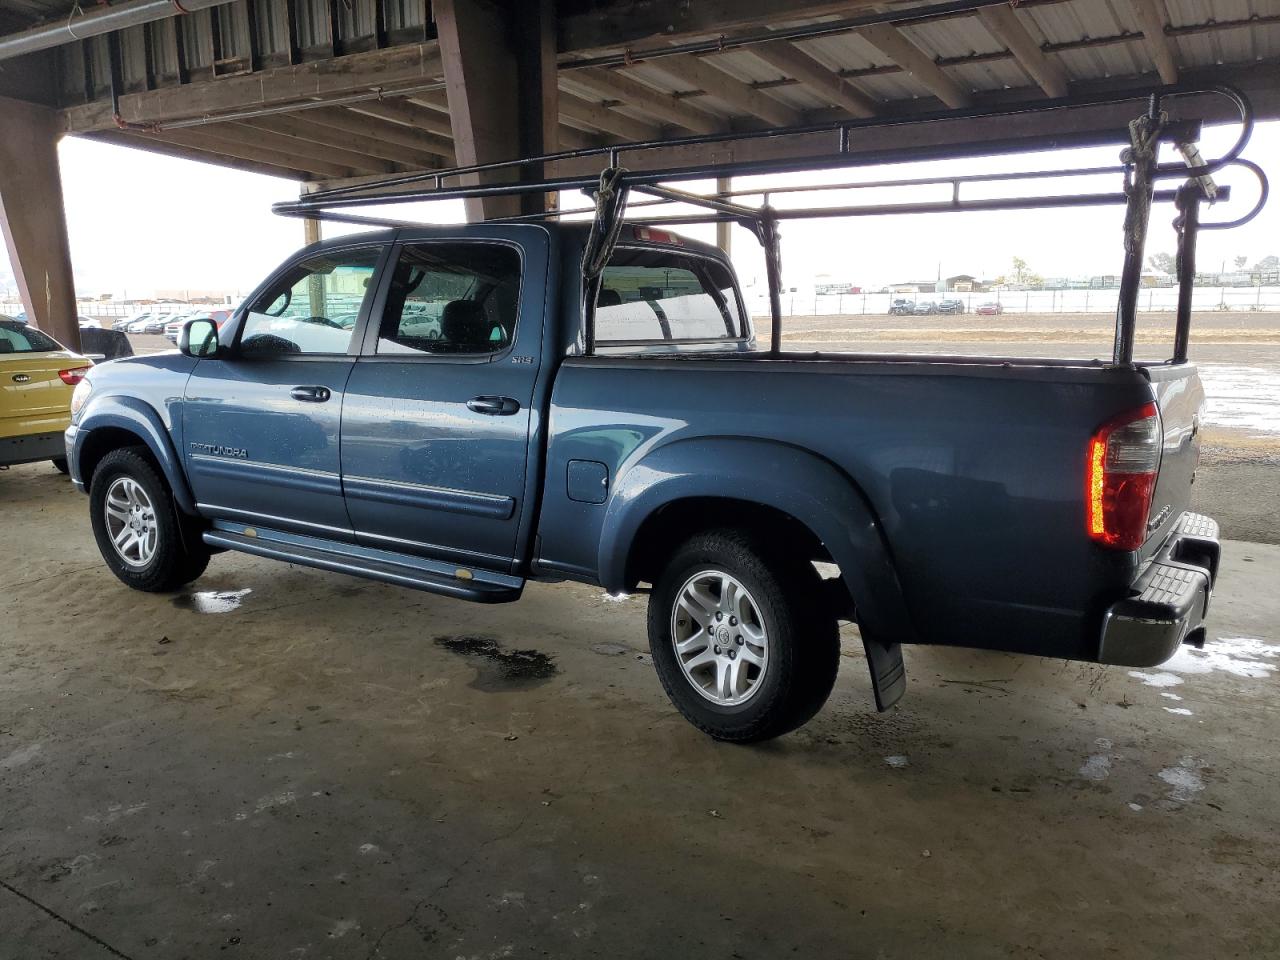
<box><xmin>647</xmin><ymin>529</ymin><xmax>840</xmax><ymax>742</ymax></box>
<box><xmin>89</xmin><ymin>447</ymin><xmax>210</xmax><ymax>592</ymax></box>
<box><xmin>51</xmin><ymin>457</ymin><xmax>69</xmax><ymax>474</ymax></box>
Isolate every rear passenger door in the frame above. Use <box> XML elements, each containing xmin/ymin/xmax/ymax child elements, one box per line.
<box><xmin>340</xmin><ymin>235</ymin><xmax>545</xmax><ymax>571</ymax></box>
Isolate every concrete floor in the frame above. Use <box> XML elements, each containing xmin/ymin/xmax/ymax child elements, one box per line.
<box><xmin>2</xmin><ymin>462</ymin><xmax>1279</xmax><ymax>959</ymax></box>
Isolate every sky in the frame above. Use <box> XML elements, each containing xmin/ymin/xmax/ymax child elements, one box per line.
<box><xmin>0</xmin><ymin>120</ymin><xmax>1276</xmax><ymax>303</ymax></box>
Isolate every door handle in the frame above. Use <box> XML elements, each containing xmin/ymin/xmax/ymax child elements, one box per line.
<box><xmin>467</xmin><ymin>396</ymin><xmax>521</xmax><ymax>416</ymax></box>
<box><xmin>290</xmin><ymin>385</ymin><xmax>332</xmax><ymax>403</ymax></box>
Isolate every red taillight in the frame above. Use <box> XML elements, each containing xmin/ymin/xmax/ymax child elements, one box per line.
<box><xmin>1086</xmin><ymin>402</ymin><xmax>1162</xmax><ymax>551</ymax></box>
<box><xmin>58</xmin><ymin>366</ymin><xmax>92</xmax><ymax>385</ymax></box>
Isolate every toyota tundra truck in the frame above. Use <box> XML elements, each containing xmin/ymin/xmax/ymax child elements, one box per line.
<box><xmin>64</xmin><ymin>223</ymin><xmax>1220</xmax><ymax>741</ymax></box>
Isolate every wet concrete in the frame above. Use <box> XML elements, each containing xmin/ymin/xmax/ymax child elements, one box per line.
<box><xmin>2</xmin><ymin>460</ymin><xmax>1279</xmax><ymax>958</ymax></box>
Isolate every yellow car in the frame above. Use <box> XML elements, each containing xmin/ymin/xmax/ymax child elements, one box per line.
<box><xmin>1</xmin><ymin>316</ymin><xmax>93</xmax><ymax>474</ymax></box>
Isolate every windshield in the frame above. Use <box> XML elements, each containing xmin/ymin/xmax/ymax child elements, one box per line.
<box><xmin>0</xmin><ymin>320</ymin><xmax>62</xmax><ymax>354</ymax></box>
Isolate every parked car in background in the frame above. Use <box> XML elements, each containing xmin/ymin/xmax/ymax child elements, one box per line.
<box><xmin>936</xmin><ymin>299</ymin><xmax>966</xmax><ymax>314</ymax></box>
<box><xmin>114</xmin><ymin>314</ymin><xmax>147</xmax><ymax>331</ymax></box>
<box><xmin>1</xmin><ymin>316</ymin><xmax>92</xmax><ymax>473</ymax></box>
<box><xmin>78</xmin><ymin>316</ymin><xmax>101</xmax><ymax>328</ymax></box>
<box><xmin>888</xmin><ymin>299</ymin><xmax>915</xmax><ymax>315</ymax></box>
<box><xmin>976</xmin><ymin>301</ymin><xmax>1004</xmax><ymax>315</ymax></box>
<box><xmin>141</xmin><ymin>316</ymin><xmax>171</xmax><ymax>335</ymax></box>
<box><xmin>913</xmin><ymin>300</ymin><xmax>938</xmax><ymax>315</ymax></box>
<box><xmin>165</xmin><ymin>311</ymin><xmax>231</xmax><ymax>343</ymax></box>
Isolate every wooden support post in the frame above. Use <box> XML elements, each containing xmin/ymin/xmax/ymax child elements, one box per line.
<box><xmin>436</xmin><ymin>0</ymin><xmax>556</xmax><ymax>221</ymax></box>
<box><xmin>302</xmin><ymin>184</ymin><xmax>322</xmax><ymax>248</ymax></box>
<box><xmin>0</xmin><ymin>97</ymin><xmax>79</xmax><ymax>351</ymax></box>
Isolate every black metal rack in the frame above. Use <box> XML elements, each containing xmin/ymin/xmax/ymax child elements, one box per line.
<box><xmin>274</xmin><ymin>83</ymin><xmax>1268</xmax><ymax>366</ymax></box>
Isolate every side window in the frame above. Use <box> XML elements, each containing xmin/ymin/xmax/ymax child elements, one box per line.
<box><xmin>595</xmin><ymin>248</ymin><xmax>743</xmax><ymax>344</ymax></box>
<box><xmin>375</xmin><ymin>243</ymin><xmax>521</xmax><ymax>355</ymax></box>
<box><xmin>240</xmin><ymin>248</ymin><xmax>381</xmax><ymax>356</ymax></box>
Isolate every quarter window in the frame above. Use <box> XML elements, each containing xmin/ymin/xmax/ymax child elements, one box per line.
<box><xmin>375</xmin><ymin>243</ymin><xmax>521</xmax><ymax>355</ymax></box>
<box><xmin>240</xmin><ymin>248</ymin><xmax>381</xmax><ymax>356</ymax></box>
<box><xmin>595</xmin><ymin>249</ymin><xmax>743</xmax><ymax>344</ymax></box>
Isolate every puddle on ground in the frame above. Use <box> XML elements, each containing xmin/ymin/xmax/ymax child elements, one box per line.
<box><xmin>1158</xmin><ymin>757</ymin><xmax>1207</xmax><ymax>802</ymax></box>
<box><xmin>1078</xmin><ymin>737</ymin><xmax>1114</xmax><ymax>781</ymax></box>
<box><xmin>884</xmin><ymin>755</ymin><xmax>910</xmax><ymax>769</ymax></box>
<box><xmin>1163</xmin><ymin>707</ymin><xmax>1194</xmax><ymax>716</ymax></box>
<box><xmin>434</xmin><ymin>635</ymin><xmax>558</xmax><ymax>692</ymax></box>
<box><xmin>172</xmin><ymin>588</ymin><xmax>252</xmax><ymax>614</ymax></box>
<box><xmin>590</xmin><ymin>642</ymin><xmax>631</xmax><ymax>656</ymax></box>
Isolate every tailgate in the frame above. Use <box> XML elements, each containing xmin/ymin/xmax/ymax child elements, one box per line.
<box><xmin>1141</xmin><ymin>362</ymin><xmax>1205</xmax><ymax>558</ymax></box>
<box><xmin>0</xmin><ymin>353</ymin><xmax>77</xmax><ymax>433</ymax></box>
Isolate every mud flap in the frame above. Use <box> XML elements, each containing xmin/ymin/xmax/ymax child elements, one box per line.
<box><xmin>863</xmin><ymin>633</ymin><xmax>906</xmax><ymax>711</ymax></box>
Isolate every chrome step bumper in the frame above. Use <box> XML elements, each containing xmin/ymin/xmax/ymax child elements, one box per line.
<box><xmin>1098</xmin><ymin>512</ymin><xmax>1220</xmax><ymax>668</ymax></box>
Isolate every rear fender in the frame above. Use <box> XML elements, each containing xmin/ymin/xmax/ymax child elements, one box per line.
<box><xmin>598</xmin><ymin>437</ymin><xmax>918</xmax><ymax>643</ymax></box>
<box><xmin>72</xmin><ymin>395</ymin><xmax>196</xmax><ymax>514</ymax></box>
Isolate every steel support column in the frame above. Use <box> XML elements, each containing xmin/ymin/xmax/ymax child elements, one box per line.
<box><xmin>0</xmin><ymin>96</ymin><xmax>79</xmax><ymax>350</ymax></box>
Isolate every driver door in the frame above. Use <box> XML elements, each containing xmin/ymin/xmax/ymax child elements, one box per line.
<box><xmin>183</xmin><ymin>243</ymin><xmax>387</xmax><ymax>540</ymax></box>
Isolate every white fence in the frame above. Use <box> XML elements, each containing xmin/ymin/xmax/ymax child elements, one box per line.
<box><xmin>745</xmin><ymin>285</ymin><xmax>1280</xmax><ymax>318</ymax></box>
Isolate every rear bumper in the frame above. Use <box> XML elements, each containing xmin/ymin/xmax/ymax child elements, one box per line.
<box><xmin>1098</xmin><ymin>512</ymin><xmax>1220</xmax><ymax>668</ymax></box>
<box><xmin>0</xmin><ymin>431</ymin><xmax>66</xmax><ymax>467</ymax></box>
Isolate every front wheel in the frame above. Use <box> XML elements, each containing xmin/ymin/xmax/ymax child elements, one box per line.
<box><xmin>89</xmin><ymin>447</ymin><xmax>211</xmax><ymax>592</ymax></box>
<box><xmin>647</xmin><ymin>530</ymin><xmax>840</xmax><ymax>742</ymax></box>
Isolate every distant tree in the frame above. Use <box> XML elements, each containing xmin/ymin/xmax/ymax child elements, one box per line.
<box><xmin>1234</xmin><ymin>255</ymin><xmax>1248</xmax><ymax>270</ymax></box>
<box><xmin>1251</xmin><ymin>255</ymin><xmax>1279</xmax><ymax>272</ymax></box>
<box><xmin>1007</xmin><ymin>256</ymin><xmax>1043</xmax><ymax>287</ymax></box>
<box><xmin>1147</xmin><ymin>252</ymin><xmax>1176</xmax><ymax>274</ymax></box>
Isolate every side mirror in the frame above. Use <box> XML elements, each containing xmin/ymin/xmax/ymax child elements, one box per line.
<box><xmin>179</xmin><ymin>318</ymin><xmax>220</xmax><ymax>358</ymax></box>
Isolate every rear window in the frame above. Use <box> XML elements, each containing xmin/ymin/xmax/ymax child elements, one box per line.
<box><xmin>0</xmin><ymin>321</ymin><xmax>61</xmax><ymax>354</ymax></box>
<box><xmin>595</xmin><ymin>248</ymin><xmax>743</xmax><ymax>344</ymax></box>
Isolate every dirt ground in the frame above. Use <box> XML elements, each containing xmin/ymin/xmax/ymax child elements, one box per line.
<box><xmin>2</xmin><ymin>462</ymin><xmax>1279</xmax><ymax>959</ymax></box>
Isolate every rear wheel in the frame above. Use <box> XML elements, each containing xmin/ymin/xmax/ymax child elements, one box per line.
<box><xmin>89</xmin><ymin>447</ymin><xmax>210</xmax><ymax>592</ymax></box>
<box><xmin>647</xmin><ymin>529</ymin><xmax>840</xmax><ymax>742</ymax></box>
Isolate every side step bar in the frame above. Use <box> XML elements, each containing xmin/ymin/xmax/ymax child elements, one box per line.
<box><xmin>203</xmin><ymin>525</ymin><xmax>523</xmax><ymax>604</ymax></box>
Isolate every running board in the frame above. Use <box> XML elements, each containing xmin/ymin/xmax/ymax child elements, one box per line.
<box><xmin>203</xmin><ymin>525</ymin><xmax>523</xmax><ymax>604</ymax></box>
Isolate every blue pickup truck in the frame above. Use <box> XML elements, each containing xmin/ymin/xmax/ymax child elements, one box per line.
<box><xmin>64</xmin><ymin>223</ymin><xmax>1220</xmax><ymax>741</ymax></box>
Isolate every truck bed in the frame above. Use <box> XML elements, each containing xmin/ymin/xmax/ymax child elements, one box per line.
<box><xmin>537</xmin><ymin>352</ymin><xmax>1202</xmax><ymax>662</ymax></box>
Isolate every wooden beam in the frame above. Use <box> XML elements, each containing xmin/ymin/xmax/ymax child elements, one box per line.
<box><xmin>87</xmin><ymin>129</ymin><xmax>310</xmax><ymax>180</ymax></box>
<box><xmin>348</xmin><ymin>98</ymin><xmax>454</xmax><ymax>139</ymax></box>
<box><xmin>299</xmin><ymin>107</ymin><xmax>454</xmax><ymax>164</ymax></box>
<box><xmin>855</xmin><ymin>22</ymin><xmax>972</xmax><ymax>108</ymax></box>
<box><xmin>559</xmin><ymin>91</ymin><xmax>662</xmax><ymax>141</ymax></box>
<box><xmin>232</xmin><ymin>118</ymin><xmax>398</xmax><ymax>174</ymax></box>
<box><xmin>158</xmin><ymin>125</ymin><xmax>356</xmax><ymax>179</ymax></box>
<box><xmin>250</xmin><ymin>112</ymin><xmax>446</xmax><ymax>170</ymax></box>
<box><xmin>646</xmin><ymin>54</ymin><xmax>801</xmax><ymax>127</ymax></box>
<box><xmin>0</xmin><ymin>97</ymin><xmax>79</xmax><ymax>350</ymax></box>
<box><xmin>569</xmin><ymin>66</ymin><xmax>727</xmax><ymax>134</ymax></box>
<box><xmin>1130</xmin><ymin>0</ymin><xmax>1179</xmax><ymax>85</ymax></box>
<box><xmin>435</xmin><ymin>0</ymin><xmax>527</xmax><ymax>220</ymax></box>
<box><xmin>977</xmin><ymin>5</ymin><xmax>1068</xmax><ymax>98</ymax></box>
<box><xmin>555</xmin><ymin>123</ymin><xmax>602</xmax><ymax>151</ymax></box>
<box><xmin>750</xmin><ymin>42</ymin><xmax>877</xmax><ymax>118</ymax></box>
<box><xmin>63</xmin><ymin>41</ymin><xmax>444</xmax><ymax>134</ymax></box>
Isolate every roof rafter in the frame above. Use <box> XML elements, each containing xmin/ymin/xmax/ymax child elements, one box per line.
<box><xmin>855</xmin><ymin>21</ymin><xmax>972</xmax><ymax>108</ymax></box>
<box><xmin>644</xmin><ymin>53</ymin><xmax>802</xmax><ymax>127</ymax></box>
<box><xmin>559</xmin><ymin>91</ymin><xmax>663</xmax><ymax>141</ymax></box>
<box><xmin>568</xmin><ymin>66</ymin><xmax>728</xmax><ymax>134</ymax></box>
<box><xmin>977</xmin><ymin>4</ymin><xmax>1068</xmax><ymax>98</ymax></box>
<box><xmin>1130</xmin><ymin>0</ymin><xmax>1179</xmax><ymax>85</ymax></box>
<box><xmin>749</xmin><ymin>41</ymin><xmax>877</xmax><ymax>118</ymax></box>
